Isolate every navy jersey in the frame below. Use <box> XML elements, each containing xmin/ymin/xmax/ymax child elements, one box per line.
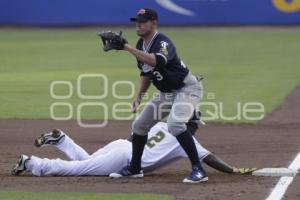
<box><xmin>136</xmin><ymin>32</ymin><xmax>189</xmax><ymax>92</ymax></box>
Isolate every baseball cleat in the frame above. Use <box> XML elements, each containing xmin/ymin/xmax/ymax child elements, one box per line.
<box><xmin>233</xmin><ymin>167</ymin><xmax>258</xmax><ymax>175</ymax></box>
<box><xmin>109</xmin><ymin>166</ymin><xmax>144</xmax><ymax>178</ymax></box>
<box><xmin>183</xmin><ymin>166</ymin><xmax>208</xmax><ymax>184</ymax></box>
<box><xmin>11</xmin><ymin>154</ymin><xmax>30</xmax><ymax>176</ymax></box>
<box><xmin>34</xmin><ymin>129</ymin><xmax>65</xmax><ymax>147</ymax></box>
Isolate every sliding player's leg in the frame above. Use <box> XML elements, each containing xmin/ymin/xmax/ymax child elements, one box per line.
<box><xmin>35</xmin><ymin>129</ymin><xmax>90</xmax><ymax>161</ymax></box>
<box><xmin>25</xmin><ymin>139</ymin><xmax>132</xmax><ymax>176</ymax></box>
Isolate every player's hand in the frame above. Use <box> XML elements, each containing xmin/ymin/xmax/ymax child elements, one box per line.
<box><xmin>132</xmin><ymin>99</ymin><xmax>141</xmax><ymax>113</ymax></box>
<box><xmin>123</xmin><ymin>43</ymin><xmax>131</xmax><ymax>51</ymax></box>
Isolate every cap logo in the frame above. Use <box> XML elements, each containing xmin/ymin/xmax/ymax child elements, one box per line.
<box><xmin>137</xmin><ymin>9</ymin><xmax>146</xmax><ymax>15</ymax></box>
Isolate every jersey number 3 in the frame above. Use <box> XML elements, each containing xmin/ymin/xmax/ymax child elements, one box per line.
<box><xmin>146</xmin><ymin>131</ymin><xmax>165</xmax><ymax>148</ymax></box>
<box><xmin>153</xmin><ymin>71</ymin><xmax>163</xmax><ymax>81</ymax></box>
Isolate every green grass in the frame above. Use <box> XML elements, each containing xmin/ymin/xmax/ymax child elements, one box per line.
<box><xmin>0</xmin><ymin>28</ymin><xmax>299</xmax><ymax>123</ymax></box>
<box><xmin>0</xmin><ymin>191</ymin><xmax>174</xmax><ymax>200</ymax></box>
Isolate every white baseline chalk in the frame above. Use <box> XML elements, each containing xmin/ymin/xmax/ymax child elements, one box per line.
<box><xmin>265</xmin><ymin>152</ymin><xmax>300</xmax><ymax>200</ymax></box>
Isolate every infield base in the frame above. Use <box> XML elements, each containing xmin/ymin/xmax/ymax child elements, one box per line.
<box><xmin>252</xmin><ymin>168</ymin><xmax>297</xmax><ymax>177</ymax></box>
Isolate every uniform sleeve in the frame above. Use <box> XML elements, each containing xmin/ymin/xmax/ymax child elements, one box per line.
<box><xmin>152</xmin><ymin>39</ymin><xmax>176</xmax><ymax>68</ymax></box>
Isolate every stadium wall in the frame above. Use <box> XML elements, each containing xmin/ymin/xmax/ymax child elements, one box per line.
<box><xmin>0</xmin><ymin>0</ymin><xmax>300</xmax><ymax>25</ymax></box>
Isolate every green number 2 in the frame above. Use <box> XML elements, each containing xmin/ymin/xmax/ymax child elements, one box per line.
<box><xmin>146</xmin><ymin>131</ymin><xmax>166</xmax><ymax>148</ymax></box>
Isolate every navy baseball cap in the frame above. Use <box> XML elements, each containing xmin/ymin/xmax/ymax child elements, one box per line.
<box><xmin>130</xmin><ymin>8</ymin><xmax>158</xmax><ymax>22</ymax></box>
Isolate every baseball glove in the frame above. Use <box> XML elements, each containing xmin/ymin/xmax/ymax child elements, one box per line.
<box><xmin>98</xmin><ymin>30</ymin><xmax>128</xmax><ymax>52</ymax></box>
<box><xmin>233</xmin><ymin>167</ymin><xmax>258</xmax><ymax>175</ymax></box>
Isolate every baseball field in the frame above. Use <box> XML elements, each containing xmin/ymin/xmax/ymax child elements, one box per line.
<box><xmin>0</xmin><ymin>27</ymin><xmax>300</xmax><ymax>200</ymax></box>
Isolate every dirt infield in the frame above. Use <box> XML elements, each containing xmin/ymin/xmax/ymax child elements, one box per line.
<box><xmin>1</xmin><ymin>88</ymin><xmax>300</xmax><ymax>200</ymax></box>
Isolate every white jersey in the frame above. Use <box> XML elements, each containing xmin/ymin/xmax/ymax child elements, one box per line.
<box><xmin>26</xmin><ymin>122</ymin><xmax>210</xmax><ymax>176</ymax></box>
<box><xmin>142</xmin><ymin>122</ymin><xmax>210</xmax><ymax>172</ymax></box>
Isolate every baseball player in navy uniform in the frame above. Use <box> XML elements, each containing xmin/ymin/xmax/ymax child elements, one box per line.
<box><xmin>99</xmin><ymin>8</ymin><xmax>207</xmax><ymax>183</ymax></box>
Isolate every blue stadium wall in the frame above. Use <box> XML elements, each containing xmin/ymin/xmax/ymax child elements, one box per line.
<box><xmin>0</xmin><ymin>0</ymin><xmax>300</xmax><ymax>25</ymax></box>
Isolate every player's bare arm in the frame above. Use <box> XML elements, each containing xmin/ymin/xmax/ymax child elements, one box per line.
<box><xmin>124</xmin><ymin>44</ymin><xmax>156</xmax><ymax>67</ymax></box>
<box><xmin>132</xmin><ymin>75</ymin><xmax>151</xmax><ymax>113</ymax></box>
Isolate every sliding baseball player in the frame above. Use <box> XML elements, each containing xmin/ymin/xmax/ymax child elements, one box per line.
<box><xmin>12</xmin><ymin>122</ymin><xmax>256</xmax><ymax>176</ymax></box>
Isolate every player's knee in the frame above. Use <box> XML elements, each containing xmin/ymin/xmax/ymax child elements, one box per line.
<box><xmin>132</xmin><ymin>120</ymin><xmax>149</xmax><ymax>136</ymax></box>
<box><xmin>167</xmin><ymin>122</ymin><xmax>186</xmax><ymax>136</ymax></box>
